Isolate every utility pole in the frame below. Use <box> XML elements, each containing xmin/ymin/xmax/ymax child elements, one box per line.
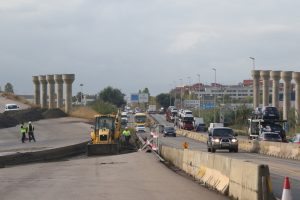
<box><xmin>249</xmin><ymin>57</ymin><xmax>255</xmax><ymax>70</ymax></box>
<box><xmin>173</xmin><ymin>81</ymin><xmax>177</xmax><ymax>107</ymax></box>
<box><xmin>197</xmin><ymin>74</ymin><xmax>201</xmax><ymax>117</ymax></box>
<box><xmin>180</xmin><ymin>78</ymin><xmax>183</xmax><ymax>109</ymax></box>
<box><xmin>169</xmin><ymin>84</ymin><xmax>172</xmax><ymax>107</ymax></box>
<box><xmin>187</xmin><ymin>76</ymin><xmax>191</xmax><ymax>100</ymax></box>
<box><xmin>79</xmin><ymin>83</ymin><xmax>84</xmax><ymax>106</ymax></box>
<box><xmin>212</xmin><ymin>68</ymin><xmax>216</xmax><ymax>123</ymax></box>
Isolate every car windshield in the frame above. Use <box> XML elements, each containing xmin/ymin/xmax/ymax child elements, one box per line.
<box><xmin>264</xmin><ymin>133</ymin><xmax>281</xmax><ymax>139</ymax></box>
<box><xmin>7</xmin><ymin>105</ymin><xmax>18</xmax><ymax>109</ymax></box>
<box><xmin>164</xmin><ymin>127</ymin><xmax>175</xmax><ymax>132</ymax></box>
<box><xmin>183</xmin><ymin>117</ymin><xmax>194</xmax><ymax>121</ymax></box>
<box><xmin>96</xmin><ymin>117</ymin><xmax>114</xmax><ymax>130</ymax></box>
<box><xmin>264</xmin><ymin>107</ymin><xmax>278</xmax><ymax>114</ymax></box>
<box><xmin>213</xmin><ymin>129</ymin><xmax>233</xmax><ymax>137</ymax></box>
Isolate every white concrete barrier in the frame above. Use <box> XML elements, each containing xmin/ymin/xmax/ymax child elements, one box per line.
<box><xmin>160</xmin><ymin>145</ymin><xmax>275</xmax><ymax>200</ymax></box>
<box><xmin>176</xmin><ymin>129</ymin><xmax>300</xmax><ymax>160</ymax></box>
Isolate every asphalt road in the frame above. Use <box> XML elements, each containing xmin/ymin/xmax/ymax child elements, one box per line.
<box><xmin>151</xmin><ymin>114</ymin><xmax>300</xmax><ymax>199</ymax></box>
<box><xmin>0</xmin><ymin>150</ymin><xmax>229</xmax><ymax>200</ymax></box>
<box><xmin>0</xmin><ymin>117</ymin><xmax>91</xmax><ymax>155</ymax></box>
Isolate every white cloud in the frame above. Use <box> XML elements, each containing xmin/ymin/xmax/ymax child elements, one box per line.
<box><xmin>167</xmin><ymin>30</ymin><xmax>219</xmax><ymax>53</ymax></box>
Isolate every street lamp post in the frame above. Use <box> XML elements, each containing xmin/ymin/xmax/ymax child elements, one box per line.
<box><xmin>197</xmin><ymin>74</ymin><xmax>201</xmax><ymax>117</ymax></box>
<box><xmin>187</xmin><ymin>76</ymin><xmax>191</xmax><ymax>100</ymax></box>
<box><xmin>169</xmin><ymin>84</ymin><xmax>172</xmax><ymax>107</ymax></box>
<box><xmin>79</xmin><ymin>83</ymin><xmax>84</xmax><ymax>106</ymax></box>
<box><xmin>180</xmin><ymin>78</ymin><xmax>183</xmax><ymax>109</ymax></box>
<box><xmin>212</xmin><ymin>68</ymin><xmax>216</xmax><ymax>123</ymax></box>
<box><xmin>249</xmin><ymin>57</ymin><xmax>255</xmax><ymax>70</ymax></box>
<box><xmin>173</xmin><ymin>81</ymin><xmax>177</xmax><ymax>107</ymax></box>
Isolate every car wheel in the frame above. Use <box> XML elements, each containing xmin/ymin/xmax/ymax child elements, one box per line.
<box><xmin>163</xmin><ymin>134</ymin><xmax>166</xmax><ymax>137</ymax></box>
<box><xmin>229</xmin><ymin>149</ymin><xmax>233</xmax><ymax>153</ymax></box>
<box><xmin>208</xmin><ymin>147</ymin><xmax>211</xmax><ymax>152</ymax></box>
<box><xmin>234</xmin><ymin>148</ymin><xmax>238</xmax><ymax>153</ymax></box>
<box><xmin>211</xmin><ymin>148</ymin><xmax>216</xmax><ymax>153</ymax></box>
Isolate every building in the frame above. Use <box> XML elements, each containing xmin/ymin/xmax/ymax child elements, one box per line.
<box><xmin>172</xmin><ymin>79</ymin><xmax>295</xmax><ymax>109</ymax></box>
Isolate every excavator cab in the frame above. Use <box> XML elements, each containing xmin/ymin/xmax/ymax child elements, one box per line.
<box><xmin>87</xmin><ymin>113</ymin><xmax>121</xmax><ymax>156</ymax></box>
<box><xmin>92</xmin><ymin>116</ymin><xmax>115</xmax><ymax>144</ymax></box>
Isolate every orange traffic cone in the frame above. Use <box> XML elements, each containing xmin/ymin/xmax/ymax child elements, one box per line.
<box><xmin>281</xmin><ymin>177</ymin><xmax>292</xmax><ymax>200</ymax></box>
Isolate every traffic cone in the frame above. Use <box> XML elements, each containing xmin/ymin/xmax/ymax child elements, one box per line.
<box><xmin>281</xmin><ymin>177</ymin><xmax>292</xmax><ymax>200</ymax></box>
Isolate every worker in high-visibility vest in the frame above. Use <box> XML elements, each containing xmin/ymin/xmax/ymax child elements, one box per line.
<box><xmin>122</xmin><ymin>127</ymin><xmax>131</xmax><ymax>146</ymax></box>
<box><xmin>20</xmin><ymin>122</ymin><xmax>27</xmax><ymax>143</ymax></box>
<box><xmin>27</xmin><ymin>121</ymin><xmax>36</xmax><ymax>142</ymax></box>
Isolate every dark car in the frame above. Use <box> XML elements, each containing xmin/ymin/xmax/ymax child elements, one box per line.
<box><xmin>207</xmin><ymin>127</ymin><xmax>238</xmax><ymax>153</ymax></box>
<box><xmin>195</xmin><ymin>123</ymin><xmax>206</xmax><ymax>132</ymax></box>
<box><xmin>258</xmin><ymin>132</ymin><xmax>282</xmax><ymax>142</ymax></box>
<box><xmin>262</xmin><ymin>123</ymin><xmax>286</xmax><ymax>141</ymax></box>
<box><xmin>262</xmin><ymin>106</ymin><xmax>280</xmax><ymax>120</ymax></box>
<box><xmin>254</xmin><ymin>106</ymin><xmax>280</xmax><ymax>120</ymax></box>
<box><xmin>163</xmin><ymin>126</ymin><xmax>176</xmax><ymax>137</ymax></box>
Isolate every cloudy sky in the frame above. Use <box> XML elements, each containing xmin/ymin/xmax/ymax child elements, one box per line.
<box><xmin>1</xmin><ymin>0</ymin><xmax>300</xmax><ymax>96</ymax></box>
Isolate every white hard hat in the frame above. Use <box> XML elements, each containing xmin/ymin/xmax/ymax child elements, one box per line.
<box><xmin>29</xmin><ymin>121</ymin><xmax>32</xmax><ymax>124</ymax></box>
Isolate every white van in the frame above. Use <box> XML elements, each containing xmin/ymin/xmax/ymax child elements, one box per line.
<box><xmin>5</xmin><ymin>104</ymin><xmax>19</xmax><ymax>111</ymax></box>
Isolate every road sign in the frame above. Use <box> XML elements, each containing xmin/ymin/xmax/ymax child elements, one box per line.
<box><xmin>201</xmin><ymin>103</ymin><xmax>215</xmax><ymax>109</ymax></box>
<box><xmin>130</xmin><ymin>94</ymin><xmax>139</xmax><ymax>103</ymax></box>
<box><xmin>139</xmin><ymin>93</ymin><xmax>149</xmax><ymax>103</ymax></box>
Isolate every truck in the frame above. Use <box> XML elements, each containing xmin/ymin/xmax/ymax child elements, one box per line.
<box><xmin>178</xmin><ymin>113</ymin><xmax>195</xmax><ymax>130</ymax></box>
<box><xmin>147</xmin><ymin>105</ymin><xmax>157</xmax><ymax>114</ymax></box>
<box><xmin>208</xmin><ymin>123</ymin><xmax>224</xmax><ymax>133</ymax></box>
<box><xmin>194</xmin><ymin>117</ymin><xmax>206</xmax><ymax>132</ymax></box>
<box><xmin>166</xmin><ymin>107</ymin><xmax>177</xmax><ymax>122</ymax></box>
<box><xmin>247</xmin><ymin>118</ymin><xmax>286</xmax><ymax>141</ymax></box>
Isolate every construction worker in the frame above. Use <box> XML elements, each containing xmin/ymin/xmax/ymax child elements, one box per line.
<box><xmin>27</xmin><ymin>121</ymin><xmax>36</xmax><ymax>142</ymax></box>
<box><xmin>20</xmin><ymin>122</ymin><xmax>26</xmax><ymax>143</ymax></box>
<box><xmin>122</xmin><ymin>127</ymin><xmax>131</xmax><ymax>147</ymax></box>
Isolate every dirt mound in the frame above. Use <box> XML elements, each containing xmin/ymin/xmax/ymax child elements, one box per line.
<box><xmin>4</xmin><ymin>108</ymin><xmax>46</xmax><ymax>123</ymax></box>
<box><xmin>42</xmin><ymin>109</ymin><xmax>68</xmax><ymax>119</ymax></box>
<box><xmin>0</xmin><ymin>115</ymin><xmax>19</xmax><ymax>128</ymax></box>
<box><xmin>0</xmin><ymin>108</ymin><xmax>68</xmax><ymax>129</ymax></box>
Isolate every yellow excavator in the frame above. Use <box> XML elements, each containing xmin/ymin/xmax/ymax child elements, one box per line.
<box><xmin>87</xmin><ymin>111</ymin><xmax>121</xmax><ymax>156</ymax></box>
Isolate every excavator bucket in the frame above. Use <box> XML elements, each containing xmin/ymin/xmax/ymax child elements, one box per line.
<box><xmin>87</xmin><ymin>143</ymin><xmax>120</xmax><ymax>156</ymax></box>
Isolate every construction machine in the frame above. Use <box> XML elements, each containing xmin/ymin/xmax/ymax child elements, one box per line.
<box><xmin>87</xmin><ymin>112</ymin><xmax>121</xmax><ymax>156</ymax></box>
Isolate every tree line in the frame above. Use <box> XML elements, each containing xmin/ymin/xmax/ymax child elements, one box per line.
<box><xmin>0</xmin><ymin>82</ymin><xmax>14</xmax><ymax>93</ymax></box>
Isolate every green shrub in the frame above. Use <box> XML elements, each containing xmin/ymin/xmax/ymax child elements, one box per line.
<box><xmin>91</xmin><ymin>100</ymin><xmax>118</xmax><ymax>114</ymax></box>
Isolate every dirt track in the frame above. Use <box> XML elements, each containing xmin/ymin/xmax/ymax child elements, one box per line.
<box><xmin>0</xmin><ymin>95</ymin><xmax>30</xmax><ymax>113</ymax></box>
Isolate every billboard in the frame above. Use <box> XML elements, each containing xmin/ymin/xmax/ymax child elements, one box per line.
<box><xmin>130</xmin><ymin>93</ymin><xmax>139</xmax><ymax>103</ymax></box>
<box><xmin>139</xmin><ymin>93</ymin><xmax>149</xmax><ymax>103</ymax></box>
